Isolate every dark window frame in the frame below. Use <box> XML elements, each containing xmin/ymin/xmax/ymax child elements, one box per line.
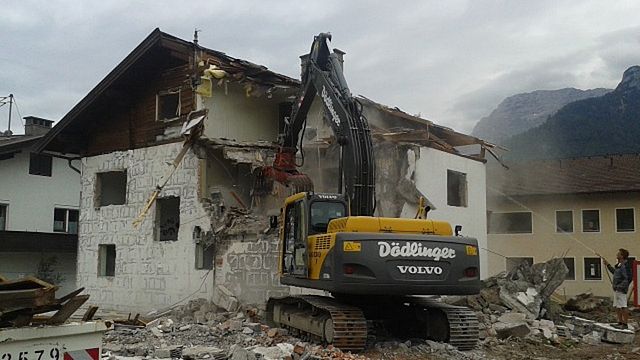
<box><xmin>53</xmin><ymin>208</ymin><xmax>79</xmax><ymax>234</ymax></box>
<box><xmin>488</xmin><ymin>212</ymin><xmax>533</xmax><ymax>234</ymax></box>
<box><xmin>581</xmin><ymin>209</ymin><xmax>601</xmax><ymax>233</ymax></box>
<box><xmin>95</xmin><ymin>170</ymin><xmax>127</xmax><ymax>207</ymax></box>
<box><xmin>0</xmin><ymin>204</ymin><xmax>7</xmax><ymax>231</ymax></box>
<box><xmin>563</xmin><ymin>257</ymin><xmax>576</xmax><ymax>280</ymax></box>
<box><xmin>29</xmin><ymin>153</ymin><xmax>52</xmax><ymax>177</ymax></box>
<box><xmin>616</xmin><ymin>208</ymin><xmax>635</xmax><ymax>233</ymax></box>
<box><xmin>98</xmin><ymin>244</ymin><xmax>116</xmax><ymax>277</ymax></box>
<box><xmin>447</xmin><ymin>170</ymin><xmax>468</xmax><ymax>207</ymax></box>
<box><xmin>583</xmin><ymin>257</ymin><xmax>602</xmax><ymax>281</ymax></box>
<box><xmin>155</xmin><ymin>196</ymin><xmax>181</xmax><ymax>241</ymax></box>
<box><xmin>555</xmin><ymin>210</ymin><xmax>574</xmax><ymax>233</ymax></box>
<box><xmin>156</xmin><ymin>90</ymin><xmax>181</xmax><ymax>121</ymax></box>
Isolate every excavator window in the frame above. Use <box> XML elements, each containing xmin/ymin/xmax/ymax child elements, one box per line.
<box><xmin>283</xmin><ymin>200</ymin><xmax>307</xmax><ymax>276</ymax></box>
<box><xmin>310</xmin><ymin>201</ymin><xmax>346</xmax><ymax>234</ymax></box>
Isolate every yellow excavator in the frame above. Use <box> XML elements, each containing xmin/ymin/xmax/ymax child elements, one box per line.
<box><xmin>261</xmin><ymin>33</ymin><xmax>480</xmax><ymax>351</ymax></box>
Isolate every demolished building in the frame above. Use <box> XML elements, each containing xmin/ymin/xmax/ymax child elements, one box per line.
<box><xmin>37</xmin><ymin>29</ymin><xmax>494</xmax><ymax>312</ymax></box>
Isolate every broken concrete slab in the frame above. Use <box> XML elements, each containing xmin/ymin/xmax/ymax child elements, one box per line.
<box><xmin>497</xmin><ymin>312</ymin><xmax>527</xmax><ymax>324</ymax></box>
<box><xmin>213</xmin><ymin>285</ymin><xmax>240</xmax><ymax>312</ymax></box>
<box><xmin>182</xmin><ymin>346</ymin><xmax>226</xmax><ymax>360</ymax></box>
<box><xmin>229</xmin><ymin>345</ymin><xmax>256</xmax><ymax>360</ymax></box>
<box><xmin>252</xmin><ymin>343</ymin><xmax>293</xmax><ymax>360</ymax></box>
<box><xmin>596</xmin><ymin>323</ymin><xmax>635</xmax><ymax>344</ymax></box>
<box><xmin>494</xmin><ymin>322</ymin><xmax>531</xmax><ymax>339</ymax></box>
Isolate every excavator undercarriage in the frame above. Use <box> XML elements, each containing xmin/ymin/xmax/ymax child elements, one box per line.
<box><xmin>266</xmin><ymin>295</ymin><xmax>479</xmax><ymax>352</ymax></box>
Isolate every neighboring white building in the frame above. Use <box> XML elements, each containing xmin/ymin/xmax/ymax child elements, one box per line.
<box><xmin>0</xmin><ymin>117</ymin><xmax>80</xmax><ymax>294</ymax></box>
<box><xmin>38</xmin><ymin>29</ymin><xmax>492</xmax><ymax>312</ymax></box>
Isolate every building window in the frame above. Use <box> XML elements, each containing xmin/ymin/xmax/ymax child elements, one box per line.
<box><xmin>583</xmin><ymin>257</ymin><xmax>602</xmax><ymax>280</ymax></box>
<box><xmin>505</xmin><ymin>257</ymin><xmax>533</xmax><ymax>272</ymax></box>
<box><xmin>556</xmin><ymin>210</ymin><xmax>573</xmax><ymax>233</ymax></box>
<box><xmin>447</xmin><ymin>170</ymin><xmax>467</xmax><ymax>207</ymax></box>
<box><xmin>0</xmin><ymin>204</ymin><xmax>7</xmax><ymax>231</ymax></box>
<box><xmin>98</xmin><ymin>244</ymin><xmax>116</xmax><ymax>277</ymax></box>
<box><xmin>563</xmin><ymin>257</ymin><xmax>576</xmax><ymax>280</ymax></box>
<box><xmin>53</xmin><ymin>208</ymin><xmax>79</xmax><ymax>234</ymax></box>
<box><xmin>488</xmin><ymin>212</ymin><xmax>533</xmax><ymax>234</ymax></box>
<box><xmin>616</xmin><ymin>208</ymin><xmax>635</xmax><ymax>232</ymax></box>
<box><xmin>95</xmin><ymin>171</ymin><xmax>127</xmax><ymax>207</ymax></box>
<box><xmin>582</xmin><ymin>210</ymin><xmax>600</xmax><ymax>232</ymax></box>
<box><xmin>29</xmin><ymin>153</ymin><xmax>52</xmax><ymax>177</ymax></box>
<box><xmin>156</xmin><ymin>90</ymin><xmax>181</xmax><ymax>121</ymax></box>
<box><xmin>156</xmin><ymin>197</ymin><xmax>180</xmax><ymax>241</ymax></box>
<box><xmin>195</xmin><ymin>243</ymin><xmax>214</xmax><ymax>270</ymax></box>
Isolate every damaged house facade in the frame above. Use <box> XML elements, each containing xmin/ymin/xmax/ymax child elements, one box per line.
<box><xmin>486</xmin><ymin>156</ymin><xmax>640</xmax><ymax>298</ymax></box>
<box><xmin>0</xmin><ymin>117</ymin><xmax>80</xmax><ymax>294</ymax></box>
<box><xmin>39</xmin><ymin>29</ymin><xmax>492</xmax><ymax>312</ymax></box>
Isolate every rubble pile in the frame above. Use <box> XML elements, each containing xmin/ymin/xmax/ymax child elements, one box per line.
<box><xmin>101</xmin><ymin>258</ymin><xmax>640</xmax><ymax>359</ymax></box>
<box><xmin>449</xmin><ymin>258</ymin><xmax>639</xmax><ymax>346</ymax></box>
<box><xmin>462</xmin><ymin>258</ymin><xmax>569</xmax><ymax>320</ymax></box>
<box><xmin>104</xmin><ymin>298</ymin><xmax>371</xmax><ymax>360</ymax></box>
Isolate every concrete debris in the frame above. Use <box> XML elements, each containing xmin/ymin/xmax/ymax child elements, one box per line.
<box><xmin>494</xmin><ymin>322</ymin><xmax>531</xmax><ymax>339</ymax></box>
<box><xmin>229</xmin><ymin>345</ymin><xmax>256</xmax><ymax>360</ymax></box>
<box><xmin>564</xmin><ymin>292</ymin><xmax>608</xmax><ymax>313</ymax></box>
<box><xmin>102</xmin><ymin>291</ymin><xmax>640</xmax><ymax>360</ymax></box>
<box><xmin>462</xmin><ymin>257</ymin><xmax>568</xmax><ymax>319</ymax></box>
<box><xmin>252</xmin><ymin>343</ymin><xmax>294</xmax><ymax>360</ymax></box>
<box><xmin>596</xmin><ymin>323</ymin><xmax>635</xmax><ymax>344</ymax></box>
<box><xmin>213</xmin><ymin>285</ymin><xmax>240</xmax><ymax>312</ymax></box>
<box><xmin>182</xmin><ymin>346</ymin><xmax>226</xmax><ymax>360</ymax></box>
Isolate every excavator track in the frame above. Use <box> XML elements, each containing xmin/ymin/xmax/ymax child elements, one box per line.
<box><xmin>267</xmin><ymin>295</ymin><xmax>479</xmax><ymax>352</ymax></box>
<box><xmin>267</xmin><ymin>295</ymin><xmax>367</xmax><ymax>351</ymax></box>
<box><xmin>408</xmin><ymin>297</ymin><xmax>480</xmax><ymax>351</ymax></box>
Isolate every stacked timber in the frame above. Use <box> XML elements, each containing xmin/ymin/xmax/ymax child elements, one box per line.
<box><xmin>0</xmin><ymin>274</ymin><xmax>95</xmax><ymax>327</ymax></box>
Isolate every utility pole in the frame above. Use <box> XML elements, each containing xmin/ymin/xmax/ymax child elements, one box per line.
<box><xmin>7</xmin><ymin>94</ymin><xmax>13</xmax><ymax>134</ymax></box>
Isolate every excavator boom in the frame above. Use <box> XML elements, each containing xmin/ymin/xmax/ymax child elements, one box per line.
<box><xmin>262</xmin><ymin>33</ymin><xmax>375</xmax><ymax>216</ymax></box>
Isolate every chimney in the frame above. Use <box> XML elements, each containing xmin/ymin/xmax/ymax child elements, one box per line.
<box><xmin>23</xmin><ymin>116</ymin><xmax>54</xmax><ymax>136</ymax></box>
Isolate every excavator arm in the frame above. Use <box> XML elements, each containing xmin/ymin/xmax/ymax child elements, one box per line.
<box><xmin>263</xmin><ymin>33</ymin><xmax>376</xmax><ymax>216</ymax></box>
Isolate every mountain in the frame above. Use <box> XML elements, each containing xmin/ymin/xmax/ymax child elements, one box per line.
<box><xmin>503</xmin><ymin>66</ymin><xmax>640</xmax><ymax>160</ymax></box>
<box><xmin>472</xmin><ymin>88</ymin><xmax>611</xmax><ymax>144</ymax></box>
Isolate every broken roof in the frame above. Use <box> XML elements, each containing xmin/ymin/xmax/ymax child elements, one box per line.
<box><xmin>488</xmin><ymin>154</ymin><xmax>640</xmax><ymax>196</ymax></box>
<box><xmin>358</xmin><ymin>96</ymin><xmax>495</xmax><ymax>162</ymax></box>
<box><xmin>36</xmin><ymin>28</ymin><xmax>491</xmax><ymax>160</ymax></box>
<box><xmin>37</xmin><ymin>28</ymin><xmax>298</xmax><ymax>154</ymax></box>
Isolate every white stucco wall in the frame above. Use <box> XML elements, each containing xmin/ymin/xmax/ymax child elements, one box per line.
<box><xmin>0</xmin><ymin>252</ymin><xmax>77</xmax><ymax>295</ymax></box>
<box><xmin>76</xmin><ymin>143</ymin><xmax>213</xmax><ymax>312</ymax></box>
<box><xmin>405</xmin><ymin>147</ymin><xmax>488</xmax><ymax>278</ymax></box>
<box><xmin>201</xmin><ymin>83</ymin><xmax>288</xmax><ymax>142</ymax></box>
<box><xmin>0</xmin><ymin>150</ymin><xmax>80</xmax><ymax>232</ymax></box>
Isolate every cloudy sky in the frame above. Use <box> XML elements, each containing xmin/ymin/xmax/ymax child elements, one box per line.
<box><xmin>1</xmin><ymin>0</ymin><xmax>639</xmax><ymax>135</ymax></box>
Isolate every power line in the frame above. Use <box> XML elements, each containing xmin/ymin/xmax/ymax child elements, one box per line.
<box><xmin>12</xmin><ymin>96</ymin><xmax>25</xmax><ymax>127</ymax></box>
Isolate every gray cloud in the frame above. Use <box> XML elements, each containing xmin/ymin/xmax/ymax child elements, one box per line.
<box><xmin>1</xmin><ymin>0</ymin><xmax>640</xmax><ymax>134</ymax></box>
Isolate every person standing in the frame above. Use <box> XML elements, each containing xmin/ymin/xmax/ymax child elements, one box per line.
<box><xmin>602</xmin><ymin>248</ymin><xmax>631</xmax><ymax>328</ymax></box>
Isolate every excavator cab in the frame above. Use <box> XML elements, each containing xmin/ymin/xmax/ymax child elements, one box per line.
<box><xmin>281</xmin><ymin>192</ymin><xmax>347</xmax><ymax>278</ymax></box>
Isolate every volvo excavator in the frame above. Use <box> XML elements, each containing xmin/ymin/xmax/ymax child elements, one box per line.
<box><xmin>261</xmin><ymin>33</ymin><xmax>481</xmax><ymax>351</ymax></box>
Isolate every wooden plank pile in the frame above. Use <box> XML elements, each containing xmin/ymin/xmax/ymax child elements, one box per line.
<box><xmin>0</xmin><ymin>274</ymin><xmax>94</xmax><ymax>328</ymax></box>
